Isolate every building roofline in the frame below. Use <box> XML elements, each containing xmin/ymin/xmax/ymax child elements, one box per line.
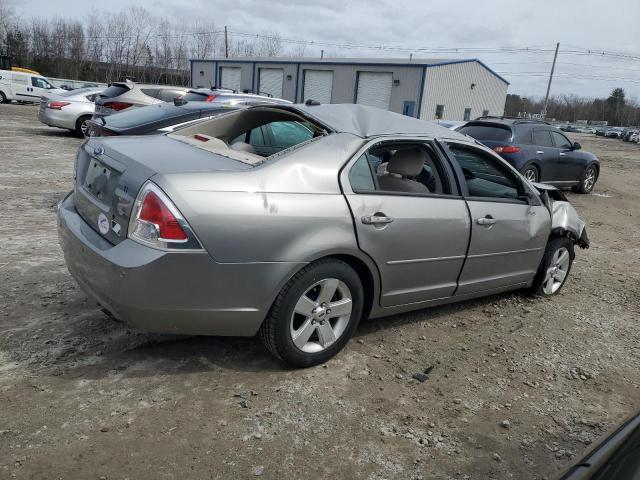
<box><xmin>189</xmin><ymin>57</ymin><xmax>509</xmax><ymax>86</ymax></box>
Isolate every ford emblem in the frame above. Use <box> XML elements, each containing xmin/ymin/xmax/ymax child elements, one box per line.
<box><xmin>94</xmin><ymin>146</ymin><xmax>104</xmax><ymax>156</ymax></box>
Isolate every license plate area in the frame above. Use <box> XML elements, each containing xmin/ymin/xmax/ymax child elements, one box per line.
<box><xmin>83</xmin><ymin>158</ymin><xmax>120</xmax><ymax>205</ymax></box>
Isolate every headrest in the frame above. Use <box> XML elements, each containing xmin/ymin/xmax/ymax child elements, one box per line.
<box><xmin>387</xmin><ymin>148</ymin><xmax>425</xmax><ymax>177</ymax></box>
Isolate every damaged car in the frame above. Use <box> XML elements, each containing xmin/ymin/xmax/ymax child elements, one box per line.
<box><xmin>57</xmin><ymin>103</ymin><xmax>589</xmax><ymax>367</ymax></box>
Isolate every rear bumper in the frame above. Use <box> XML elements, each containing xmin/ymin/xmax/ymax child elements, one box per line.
<box><xmin>57</xmin><ymin>192</ymin><xmax>304</xmax><ymax>336</ymax></box>
<box><xmin>38</xmin><ymin>107</ymin><xmax>76</xmax><ymax>130</ymax></box>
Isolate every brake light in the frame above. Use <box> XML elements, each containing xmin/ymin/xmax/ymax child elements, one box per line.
<box><xmin>493</xmin><ymin>146</ymin><xmax>521</xmax><ymax>154</ymax></box>
<box><xmin>103</xmin><ymin>101</ymin><xmax>132</xmax><ymax>111</ymax></box>
<box><xmin>129</xmin><ymin>182</ymin><xmax>202</xmax><ymax>251</ymax></box>
<box><xmin>47</xmin><ymin>101</ymin><xmax>70</xmax><ymax>110</ymax></box>
<box><xmin>205</xmin><ymin>94</ymin><xmax>218</xmax><ymax>102</ymax></box>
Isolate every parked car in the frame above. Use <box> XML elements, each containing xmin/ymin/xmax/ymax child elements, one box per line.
<box><xmin>605</xmin><ymin>127</ymin><xmax>623</xmax><ymax>138</ymax></box>
<box><xmin>557</xmin><ymin>411</ymin><xmax>640</xmax><ymax>479</ymax></box>
<box><xmin>0</xmin><ymin>69</ymin><xmax>65</xmax><ymax>103</ymax></box>
<box><xmin>630</xmin><ymin>131</ymin><xmax>640</xmax><ymax>143</ymax></box>
<box><xmin>87</xmin><ymin>94</ymin><xmax>292</xmax><ymax>137</ymax></box>
<box><xmin>182</xmin><ymin>87</ymin><xmax>293</xmax><ymax>107</ymax></box>
<box><xmin>458</xmin><ymin>117</ymin><xmax>600</xmax><ymax>193</ymax></box>
<box><xmin>622</xmin><ymin>128</ymin><xmax>639</xmax><ymax>142</ymax></box>
<box><xmin>38</xmin><ymin>87</ymin><xmax>104</xmax><ymax>137</ymax></box>
<box><xmin>595</xmin><ymin>128</ymin><xmax>606</xmax><ymax>137</ymax></box>
<box><xmin>429</xmin><ymin>119</ymin><xmax>466</xmax><ymax>130</ymax></box>
<box><xmin>58</xmin><ymin>104</ymin><xmax>589</xmax><ymax>367</ymax></box>
<box><xmin>92</xmin><ymin>80</ymin><xmax>188</xmax><ymax>119</ymax></box>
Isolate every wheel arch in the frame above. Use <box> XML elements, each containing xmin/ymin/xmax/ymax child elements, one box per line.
<box><xmin>522</xmin><ymin>160</ymin><xmax>542</xmax><ymax>178</ymax></box>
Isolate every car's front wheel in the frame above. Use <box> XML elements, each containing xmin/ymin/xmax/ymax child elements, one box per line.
<box><xmin>259</xmin><ymin>259</ymin><xmax>364</xmax><ymax>368</ymax></box>
<box><xmin>530</xmin><ymin>236</ymin><xmax>575</xmax><ymax>296</ymax></box>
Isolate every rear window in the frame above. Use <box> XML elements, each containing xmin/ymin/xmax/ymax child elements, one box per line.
<box><xmin>458</xmin><ymin>124</ymin><xmax>512</xmax><ymax>142</ymax></box>
<box><xmin>100</xmin><ymin>84</ymin><xmax>130</xmax><ymax>98</ymax></box>
<box><xmin>104</xmin><ymin>104</ymin><xmax>186</xmax><ymax>129</ymax></box>
<box><xmin>182</xmin><ymin>91</ymin><xmax>213</xmax><ymax>102</ymax></box>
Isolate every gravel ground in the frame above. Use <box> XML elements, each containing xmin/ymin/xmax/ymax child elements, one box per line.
<box><xmin>0</xmin><ymin>103</ymin><xmax>639</xmax><ymax>480</ymax></box>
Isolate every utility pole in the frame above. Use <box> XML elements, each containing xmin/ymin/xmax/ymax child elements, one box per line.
<box><xmin>320</xmin><ymin>49</ymin><xmax>324</xmax><ymax>59</ymax></box>
<box><xmin>542</xmin><ymin>42</ymin><xmax>559</xmax><ymax>118</ymax></box>
<box><xmin>224</xmin><ymin>26</ymin><xmax>229</xmax><ymax>58</ymax></box>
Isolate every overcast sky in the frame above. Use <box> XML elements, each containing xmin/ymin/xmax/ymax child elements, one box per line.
<box><xmin>9</xmin><ymin>0</ymin><xmax>640</xmax><ymax>99</ymax></box>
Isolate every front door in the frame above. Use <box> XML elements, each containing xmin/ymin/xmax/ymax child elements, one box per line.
<box><xmin>531</xmin><ymin>128</ymin><xmax>560</xmax><ymax>181</ymax></box>
<box><xmin>550</xmin><ymin>131</ymin><xmax>582</xmax><ymax>181</ymax></box>
<box><xmin>341</xmin><ymin>140</ymin><xmax>471</xmax><ymax>307</ymax></box>
<box><xmin>445</xmin><ymin>143</ymin><xmax>551</xmax><ymax>295</ymax></box>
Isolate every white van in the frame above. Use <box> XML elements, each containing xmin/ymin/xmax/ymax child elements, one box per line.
<box><xmin>0</xmin><ymin>70</ymin><xmax>65</xmax><ymax>103</ymax></box>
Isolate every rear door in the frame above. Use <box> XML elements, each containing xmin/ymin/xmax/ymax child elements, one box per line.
<box><xmin>341</xmin><ymin>139</ymin><xmax>470</xmax><ymax>307</ymax></box>
<box><xmin>445</xmin><ymin>142</ymin><xmax>550</xmax><ymax>295</ymax></box>
<box><xmin>531</xmin><ymin>128</ymin><xmax>559</xmax><ymax>181</ymax></box>
<box><xmin>12</xmin><ymin>73</ymin><xmax>35</xmax><ymax>101</ymax></box>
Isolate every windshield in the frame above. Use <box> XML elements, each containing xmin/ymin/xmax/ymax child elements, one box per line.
<box><xmin>105</xmin><ymin>104</ymin><xmax>188</xmax><ymax>129</ymax></box>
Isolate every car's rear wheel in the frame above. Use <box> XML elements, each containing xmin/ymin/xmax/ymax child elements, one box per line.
<box><xmin>75</xmin><ymin>115</ymin><xmax>92</xmax><ymax>138</ymax></box>
<box><xmin>259</xmin><ymin>259</ymin><xmax>364</xmax><ymax>368</ymax></box>
<box><xmin>522</xmin><ymin>165</ymin><xmax>539</xmax><ymax>183</ymax></box>
<box><xmin>574</xmin><ymin>164</ymin><xmax>598</xmax><ymax>194</ymax></box>
<box><xmin>0</xmin><ymin>91</ymin><xmax>8</xmax><ymax>103</ymax></box>
<box><xmin>530</xmin><ymin>236</ymin><xmax>574</xmax><ymax>296</ymax></box>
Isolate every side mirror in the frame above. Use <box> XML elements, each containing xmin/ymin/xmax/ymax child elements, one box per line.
<box><xmin>573</xmin><ymin>142</ymin><xmax>582</xmax><ymax>150</ymax></box>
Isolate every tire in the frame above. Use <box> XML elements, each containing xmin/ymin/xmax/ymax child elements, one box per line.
<box><xmin>0</xmin><ymin>91</ymin><xmax>8</xmax><ymax>103</ymax></box>
<box><xmin>530</xmin><ymin>236</ymin><xmax>574</xmax><ymax>296</ymax></box>
<box><xmin>522</xmin><ymin>164</ymin><xmax>539</xmax><ymax>183</ymax></box>
<box><xmin>259</xmin><ymin>258</ymin><xmax>364</xmax><ymax>368</ymax></box>
<box><xmin>575</xmin><ymin>164</ymin><xmax>598</xmax><ymax>194</ymax></box>
<box><xmin>75</xmin><ymin>115</ymin><xmax>92</xmax><ymax>137</ymax></box>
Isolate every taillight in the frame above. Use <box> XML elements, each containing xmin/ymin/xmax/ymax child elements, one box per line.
<box><xmin>128</xmin><ymin>182</ymin><xmax>202</xmax><ymax>251</ymax></box>
<box><xmin>103</xmin><ymin>101</ymin><xmax>133</xmax><ymax>111</ymax></box>
<box><xmin>493</xmin><ymin>146</ymin><xmax>521</xmax><ymax>154</ymax></box>
<box><xmin>47</xmin><ymin>101</ymin><xmax>70</xmax><ymax>110</ymax></box>
<box><xmin>205</xmin><ymin>94</ymin><xmax>218</xmax><ymax>102</ymax></box>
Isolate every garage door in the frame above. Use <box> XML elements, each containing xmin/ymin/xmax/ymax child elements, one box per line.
<box><xmin>219</xmin><ymin>67</ymin><xmax>241</xmax><ymax>91</ymax></box>
<box><xmin>356</xmin><ymin>72</ymin><xmax>393</xmax><ymax>110</ymax></box>
<box><xmin>303</xmin><ymin>70</ymin><xmax>333</xmax><ymax>104</ymax></box>
<box><xmin>259</xmin><ymin>68</ymin><xmax>284</xmax><ymax>98</ymax></box>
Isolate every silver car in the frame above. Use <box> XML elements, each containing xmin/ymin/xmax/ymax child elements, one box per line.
<box><xmin>57</xmin><ymin>104</ymin><xmax>589</xmax><ymax>367</ymax></box>
<box><xmin>93</xmin><ymin>80</ymin><xmax>188</xmax><ymax>120</ymax></box>
<box><xmin>38</xmin><ymin>87</ymin><xmax>104</xmax><ymax>137</ymax></box>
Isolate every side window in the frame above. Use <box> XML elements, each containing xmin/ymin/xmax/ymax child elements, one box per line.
<box><xmin>141</xmin><ymin>88</ymin><xmax>160</xmax><ymax>99</ymax></box>
<box><xmin>348</xmin><ymin>142</ymin><xmax>451</xmax><ymax>196</ymax></box>
<box><xmin>435</xmin><ymin>104</ymin><xmax>445</xmax><ymax>119</ymax></box>
<box><xmin>86</xmin><ymin>94</ymin><xmax>98</xmax><ymax>102</ymax></box>
<box><xmin>448</xmin><ymin>145</ymin><xmax>524</xmax><ymax>200</ymax></box>
<box><xmin>551</xmin><ymin>131</ymin><xmax>572</xmax><ymax>149</ymax></box>
<box><xmin>157</xmin><ymin>89</ymin><xmax>184</xmax><ymax>102</ymax></box>
<box><xmin>532</xmin><ymin>129</ymin><xmax>554</xmax><ymax>147</ymax></box>
<box><xmin>268</xmin><ymin>121</ymin><xmax>314</xmax><ymax>149</ymax></box>
<box><xmin>348</xmin><ymin>154</ymin><xmax>376</xmax><ymax>192</ymax></box>
<box><xmin>31</xmin><ymin>77</ymin><xmax>49</xmax><ymax>89</ymax></box>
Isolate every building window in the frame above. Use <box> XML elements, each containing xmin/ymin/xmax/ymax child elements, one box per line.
<box><xmin>435</xmin><ymin>104</ymin><xmax>445</xmax><ymax>119</ymax></box>
<box><xmin>463</xmin><ymin>108</ymin><xmax>472</xmax><ymax>121</ymax></box>
<box><xmin>482</xmin><ymin>109</ymin><xmax>489</xmax><ymax>117</ymax></box>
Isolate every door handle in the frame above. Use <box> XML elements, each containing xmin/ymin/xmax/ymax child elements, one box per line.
<box><xmin>476</xmin><ymin>215</ymin><xmax>496</xmax><ymax>226</ymax></box>
<box><xmin>559</xmin><ymin>152</ymin><xmax>566</xmax><ymax>156</ymax></box>
<box><xmin>536</xmin><ymin>150</ymin><xmax>544</xmax><ymax>154</ymax></box>
<box><xmin>362</xmin><ymin>214</ymin><xmax>394</xmax><ymax>225</ymax></box>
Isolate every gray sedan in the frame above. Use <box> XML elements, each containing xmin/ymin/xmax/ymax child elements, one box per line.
<box><xmin>57</xmin><ymin>104</ymin><xmax>589</xmax><ymax>367</ymax></box>
<box><xmin>38</xmin><ymin>87</ymin><xmax>103</xmax><ymax>136</ymax></box>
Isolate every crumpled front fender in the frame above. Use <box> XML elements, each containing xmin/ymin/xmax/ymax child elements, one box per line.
<box><xmin>551</xmin><ymin>201</ymin><xmax>589</xmax><ymax>248</ymax></box>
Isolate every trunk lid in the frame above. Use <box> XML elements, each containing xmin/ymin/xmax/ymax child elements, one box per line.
<box><xmin>74</xmin><ymin>135</ymin><xmax>251</xmax><ymax>245</ymax></box>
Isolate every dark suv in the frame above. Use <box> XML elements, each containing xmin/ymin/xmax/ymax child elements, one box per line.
<box><xmin>458</xmin><ymin>117</ymin><xmax>600</xmax><ymax>193</ymax></box>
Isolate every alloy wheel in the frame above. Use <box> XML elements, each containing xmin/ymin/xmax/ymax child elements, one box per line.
<box><xmin>584</xmin><ymin>167</ymin><xmax>596</xmax><ymax>192</ymax></box>
<box><xmin>542</xmin><ymin>247</ymin><xmax>570</xmax><ymax>294</ymax></box>
<box><xmin>80</xmin><ymin>119</ymin><xmax>91</xmax><ymax>137</ymax></box>
<box><xmin>289</xmin><ymin>278</ymin><xmax>352</xmax><ymax>353</ymax></box>
<box><xmin>524</xmin><ymin>168</ymin><xmax>538</xmax><ymax>183</ymax></box>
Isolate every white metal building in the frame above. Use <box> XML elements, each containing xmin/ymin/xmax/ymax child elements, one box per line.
<box><xmin>190</xmin><ymin>57</ymin><xmax>509</xmax><ymax>120</ymax></box>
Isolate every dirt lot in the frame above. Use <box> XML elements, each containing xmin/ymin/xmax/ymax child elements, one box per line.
<box><xmin>0</xmin><ymin>102</ymin><xmax>639</xmax><ymax>480</ymax></box>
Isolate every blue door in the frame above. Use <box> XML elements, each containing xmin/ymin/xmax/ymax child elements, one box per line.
<box><xmin>402</xmin><ymin>101</ymin><xmax>416</xmax><ymax>117</ymax></box>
